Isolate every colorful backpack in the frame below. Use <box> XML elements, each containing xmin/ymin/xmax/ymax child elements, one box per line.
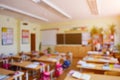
<box><xmin>39</xmin><ymin>65</ymin><xmax>51</xmax><ymax>80</ymax></box>
<box><xmin>62</xmin><ymin>60</ymin><xmax>71</xmax><ymax>69</ymax></box>
<box><xmin>2</xmin><ymin>59</ymin><xmax>10</xmax><ymax>69</ymax></box>
<box><xmin>54</xmin><ymin>63</ymin><xmax>63</xmax><ymax>77</ymax></box>
<box><xmin>40</xmin><ymin>71</ymin><xmax>50</xmax><ymax>80</ymax></box>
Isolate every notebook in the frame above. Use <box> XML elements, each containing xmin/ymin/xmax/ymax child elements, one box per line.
<box><xmin>81</xmin><ymin>74</ymin><xmax>91</xmax><ymax>80</ymax></box>
<box><xmin>0</xmin><ymin>74</ymin><xmax>8</xmax><ymax>80</ymax></box>
<box><xmin>72</xmin><ymin>71</ymin><xmax>82</xmax><ymax>79</ymax></box>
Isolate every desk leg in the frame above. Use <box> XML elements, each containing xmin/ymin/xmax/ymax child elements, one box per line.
<box><xmin>80</xmin><ymin>68</ymin><xmax>83</xmax><ymax>72</ymax></box>
<box><xmin>14</xmin><ymin>77</ymin><xmax>17</xmax><ymax>80</ymax></box>
<box><xmin>19</xmin><ymin>76</ymin><xmax>22</xmax><ymax>80</ymax></box>
<box><xmin>26</xmin><ymin>71</ymin><xmax>29</xmax><ymax>80</ymax></box>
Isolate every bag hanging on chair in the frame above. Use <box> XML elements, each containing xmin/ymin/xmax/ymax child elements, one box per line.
<box><xmin>2</xmin><ymin>59</ymin><xmax>10</xmax><ymax>69</ymax></box>
<box><xmin>54</xmin><ymin>63</ymin><xmax>63</xmax><ymax>77</ymax></box>
<box><xmin>62</xmin><ymin>60</ymin><xmax>71</xmax><ymax>69</ymax></box>
<box><xmin>39</xmin><ymin>71</ymin><xmax>50</xmax><ymax>80</ymax></box>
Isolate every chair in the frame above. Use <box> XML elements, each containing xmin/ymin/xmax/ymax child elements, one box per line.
<box><xmin>104</xmin><ymin>71</ymin><xmax>120</xmax><ymax>76</ymax></box>
<box><xmin>39</xmin><ymin>64</ymin><xmax>55</xmax><ymax>80</ymax></box>
<box><xmin>68</xmin><ymin>52</ymin><xmax>73</xmax><ymax>63</ymax></box>
<box><xmin>2</xmin><ymin>58</ymin><xmax>10</xmax><ymax>69</ymax></box>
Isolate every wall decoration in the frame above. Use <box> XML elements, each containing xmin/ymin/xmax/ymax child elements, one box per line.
<box><xmin>22</xmin><ymin>30</ymin><xmax>29</xmax><ymax>44</ymax></box>
<box><xmin>1</xmin><ymin>27</ymin><xmax>13</xmax><ymax>45</ymax></box>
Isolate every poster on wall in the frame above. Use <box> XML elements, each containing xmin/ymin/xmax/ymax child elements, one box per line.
<box><xmin>22</xmin><ymin>30</ymin><xmax>29</xmax><ymax>44</ymax></box>
<box><xmin>2</xmin><ymin>27</ymin><xmax>13</xmax><ymax>45</ymax></box>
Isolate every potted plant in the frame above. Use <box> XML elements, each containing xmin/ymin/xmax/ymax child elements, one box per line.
<box><xmin>90</xmin><ymin>26</ymin><xmax>98</xmax><ymax>35</ymax></box>
<box><xmin>47</xmin><ymin>47</ymin><xmax>51</xmax><ymax>54</ymax></box>
<box><xmin>109</xmin><ymin>24</ymin><xmax>115</xmax><ymax>35</ymax></box>
<box><xmin>114</xmin><ymin>43</ymin><xmax>120</xmax><ymax>58</ymax></box>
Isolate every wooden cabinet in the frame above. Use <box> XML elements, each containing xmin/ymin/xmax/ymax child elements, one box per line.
<box><xmin>55</xmin><ymin>45</ymin><xmax>92</xmax><ymax>58</ymax></box>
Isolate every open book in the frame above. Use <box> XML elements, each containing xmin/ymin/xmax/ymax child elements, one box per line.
<box><xmin>71</xmin><ymin>71</ymin><xmax>91</xmax><ymax>80</ymax></box>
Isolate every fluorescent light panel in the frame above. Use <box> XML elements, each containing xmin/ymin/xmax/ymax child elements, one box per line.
<box><xmin>32</xmin><ymin>0</ymin><xmax>72</xmax><ymax>19</ymax></box>
<box><xmin>87</xmin><ymin>0</ymin><xmax>98</xmax><ymax>15</ymax></box>
<box><xmin>0</xmin><ymin>4</ymin><xmax>48</xmax><ymax>22</ymax></box>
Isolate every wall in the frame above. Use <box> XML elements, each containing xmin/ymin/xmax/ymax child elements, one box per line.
<box><xmin>0</xmin><ymin>15</ymin><xmax>41</xmax><ymax>55</ymax></box>
<box><xmin>40</xmin><ymin>16</ymin><xmax>120</xmax><ymax>52</ymax></box>
<box><xmin>41</xmin><ymin>16</ymin><xmax>120</xmax><ymax>33</ymax></box>
<box><xmin>20</xmin><ymin>21</ymin><xmax>41</xmax><ymax>52</ymax></box>
<box><xmin>0</xmin><ymin>15</ymin><xmax>18</xmax><ymax>55</ymax></box>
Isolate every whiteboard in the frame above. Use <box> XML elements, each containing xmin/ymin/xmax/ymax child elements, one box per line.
<box><xmin>41</xmin><ymin>30</ymin><xmax>57</xmax><ymax>45</ymax></box>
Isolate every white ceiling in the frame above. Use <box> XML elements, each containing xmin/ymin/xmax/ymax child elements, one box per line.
<box><xmin>0</xmin><ymin>0</ymin><xmax>120</xmax><ymax>23</ymax></box>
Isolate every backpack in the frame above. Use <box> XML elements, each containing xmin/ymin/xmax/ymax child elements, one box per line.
<box><xmin>62</xmin><ymin>60</ymin><xmax>71</xmax><ymax>69</ymax></box>
<box><xmin>39</xmin><ymin>71</ymin><xmax>50</xmax><ymax>80</ymax></box>
<box><xmin>39</xmin><ymin>65</ymin><xmax>50</xmax><ymax>80</ymax></box>
<box><xmin>2</xmin><ymin>59</ymin><xmax>10</xmax><ymax>69</ymax></box>
<box><xmin>54</xmin><ymin>63</ymin><xmax>63</xmax><ymax>77</ymax></box>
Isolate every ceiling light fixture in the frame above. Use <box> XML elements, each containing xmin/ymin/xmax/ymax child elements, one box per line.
<box><xmin>87</xmin><ymin>0</ymin><xmax>98</xmax><ymax>15</ymax></box>
<box><xmin>32</xmin><ymin>0</ymin><xmax>41</xmax><ymax>3</ymax></box>
<box><xmin>0</xmin><ymin>4</ymin><xmax>48</xmax><ymax>22</ymax></box>
<box><xmin>32</xmin><ymin>0</ymin><xmax>72</xmax><ymax>19</ymax></box>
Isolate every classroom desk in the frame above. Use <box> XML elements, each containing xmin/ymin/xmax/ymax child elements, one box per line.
<box><xmin>32</xmin><ymin>55</ymin><xmax>61</xmax><ymax>63</ymax></box>
<box><xmin>77</xmin><ymin>63</ymin><xmax>120</xmax><ymax>73</ymax></box>
<box><xmin>0</xmin><ymin>68</ymin><xmax>24</xmax><ymax>80</ymax></box>
<box><xmin>11</xmin><ymin>55</ymin><xmax>30</xmax><ymax>61</ymax></box>
<box><xmin>10</xmin><ymin>61</ymin><xmax>45</xmax><ymax>80</ymax></box>
<box><xmin>64</xmin><ymin>73</ymin><xmax>120</xmax><ymax>80</ymax></box>
<box><xmin>87</xmin><ymin>51</ymin><xmax>103</xmax><ymax>55</ymax></box>
<box><xmin>23</xmin><ymin>52</ymin><xmax>40</xmax><ymax>58</ymax></box>
<box><xmin>83</xmin><ymin>56</ymin><xmax>118</xmax><ymax>64</ymax></box>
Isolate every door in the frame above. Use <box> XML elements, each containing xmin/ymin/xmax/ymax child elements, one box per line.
<box><xmin>31</xmin><ymin>33</ymin><xmax>36</xmax><ymax>51</ymax></box>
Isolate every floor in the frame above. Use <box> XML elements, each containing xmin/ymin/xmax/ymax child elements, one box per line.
<box><xmin>56</xmin><ymin>58</ymin><xmax>80</xmax><ymax>80</ymax></box>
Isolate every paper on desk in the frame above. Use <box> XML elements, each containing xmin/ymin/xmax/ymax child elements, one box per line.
<box><xmin>0</xmin><ymin>74</ymin><xmax>8</xmax><ymax>79</ymax></box>
<box><xmin>102</xmin><ymin>66</ymin><xmax>110</xmax><ymax>70</ymax></box>
<box><xmin>111</xmin><ymin>58</ymin><xmax>118</xmax><ymax>61</ymax></box>
<box><xmin>87</xmin><ymin>51</ymin><xmax>99</xmax><ymax>54</ymax></box>
<box><xmin>81</xmin><ymin>74</ymin><xmax>91</xmax><ymax>80</ymax></box>
<box><xmin>87</xmin><ymin>57</ymin><xmax>94</xmax><ymax>60</ymax></box>
<box><xmin>72</xmin><ymin>71</ymin><xmax>82</xmax><ymax>79</ymax></box>
<box><xmin>77</xmin><ymin>60</ymin><xmax>86</xmax><ymax>65</ymax></box>
<box><xmin>26</xmin><ymin>64</ymin><xmax>38</xmax><ymax>68</ymax></box>
<box><xmin>99</xmin><ymin>59</ymin><xmax>109</xmax><ymax>62</ymax></box>
<box><xmin>47</xmin><ymin>58</ymin><xmax>57</xmax><ymax>62</ymax></box>
<box><xmin>82</xmin><ymin>63</ymin><xmax>95</xmax><ymax>68</ymax></box>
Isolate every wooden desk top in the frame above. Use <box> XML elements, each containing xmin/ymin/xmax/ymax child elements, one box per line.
<box><xmin>12</xmin><ymin>55</ymin><xmax>22</xmax><ymax>59</ymax></box>
<box><xmin>0</xmin><ymin>68</ymin><xmax>24</xmax><ymax>80</ymax></box>
<box><xmin>24</xmin><ymin>52</ymin><xmax>39</xmax><ymax>56</ymax></box>
<box><xmin>10</xmin><ymin>61</ymin><xmax>44</xmax><ymax>70</ymax></box>
<box><xmin>64</xmin><ymin>73</ymin><xmax>120</xmax><ymax>80</ymax></box>
<box><xmin>77</xmin><ymin>63</ymin><xmax>120</xmax><ymax>72</ymax></box>
<box><xmin>0</xmin><ymin>68</ymin><xmax>14</xmax><ymax>75</ymax></box>
<box><xmin>32</xmin><ymin>55</ymin><xmax>60</xmax><ymax>63</ymax></box>
<box><xmin>83</xmin><ymin>57</ymin><xmax>118</xmax><ymax>64</ymax></box>
<box><xmin>12</xmin><ymin>55</ymin><xmax>30</xmax><ymax>60</ymax></box>
<box><xmin>0</xmin><ymin>68</ymin><xmax>15</xmax><ymax>80</ymax></box>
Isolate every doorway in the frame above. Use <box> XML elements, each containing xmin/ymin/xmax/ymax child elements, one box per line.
<box><xmin>31</xmin><ymin>33</ymin><xmax>36</xmax><ymax>51</ymax></box>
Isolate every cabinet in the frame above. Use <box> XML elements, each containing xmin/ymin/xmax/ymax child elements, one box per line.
<box><xmin>55</xmin><ymin>45</ymin><xmax>92</xmax><ymax>58</ymax></box>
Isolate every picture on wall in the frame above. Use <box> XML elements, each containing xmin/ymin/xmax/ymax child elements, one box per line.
<box><xmin>22</xmin><ymin>30</ymin><xmax>29</xmax><ymax>44</ymax></box>
<box><xmin>1</xmin><ymin>27</ymin><xmax>13</xmax><ymax>45</ymax></box>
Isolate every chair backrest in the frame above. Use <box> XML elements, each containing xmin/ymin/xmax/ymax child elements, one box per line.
<box><xmin>104</xmin><ymin>71</ymin><xmax>120</xmax><ymax>76</ymax></box>
<box><xmin>67</xmin><ymin>52</ymin><xmax>73</xmax><ymax>63</ymax></box>
<box><xmin>54</xmin><ymin>63</ymin><xmax>63</xmax><ymax>77</ymax></box>
<box><xmin>39</xmin><ymin>65</ymin><xmax>51</xmax><ymax>80</ymax></box>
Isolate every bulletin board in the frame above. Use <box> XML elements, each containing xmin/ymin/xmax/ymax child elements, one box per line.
<box><xmin>22</xmin><ymin>30</ymin><xmax>29</xmax><ymax>44</ymax></box>
<box><xmin>1</xmin><ymin>27</ymin><xmax>13</xmax><ymax>45</ymax></box>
